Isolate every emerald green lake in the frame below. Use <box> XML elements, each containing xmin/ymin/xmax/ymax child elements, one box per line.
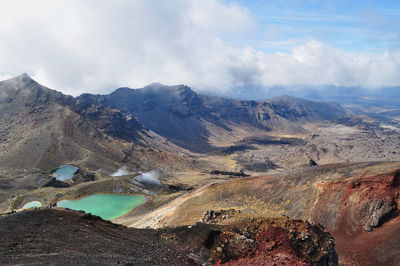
<box><xmin>57</xmin><ymin>194</ymin><xmax>146</xmax><ymax>220</ymax></box>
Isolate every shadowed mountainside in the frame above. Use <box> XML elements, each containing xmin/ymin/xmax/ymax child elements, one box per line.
<box><xmin>79</xmin><ymin>83</ymin><xmax>346</xmax><ymax>151</ymax></box>
<box><xmin>0</xmin><ymin>74</ymin><xmax>184</xmax><ymax>171</ymax></box>
<box><xmin>0</xmin><ymin>74</ymin><xmax>348</xmax><ymax>170</ymax></box>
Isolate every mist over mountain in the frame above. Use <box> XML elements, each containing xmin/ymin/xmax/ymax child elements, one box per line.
<box><xmin>79</xmin><ymin>82</ymin><xmax>346</xmax><ymax>151</ymax></box>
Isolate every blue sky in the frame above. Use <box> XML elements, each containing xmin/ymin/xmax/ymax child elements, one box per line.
<box><xmin>229</xmin><ymin>0</ymin><xmax>400</xmax><ymax>53</ymax></box>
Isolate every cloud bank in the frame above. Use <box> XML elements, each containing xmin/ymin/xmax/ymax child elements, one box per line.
<box><xmin>0</xmin><ymin>0</ymin><xmax>399</xmax><ymax>96</ymax></box>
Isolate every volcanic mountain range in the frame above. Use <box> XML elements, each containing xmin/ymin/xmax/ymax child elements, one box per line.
<box><xmin>0</xmin><ymin>73</ymin><xmax>347</xmax><ymax>170</ymax></box>
<box><xmin>79</xmin><ymin>82</ymin><xmax>346</xmax><ymax>151</ymax></box>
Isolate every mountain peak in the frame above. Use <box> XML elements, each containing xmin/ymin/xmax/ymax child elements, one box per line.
<box><xmin>19</xmin><ymin>72</ymin><xmax>31</xmax><ymax>79</ymax></box>
<box><xmin>13</xmin><ymin>73</ymin><xmax>34</xmax><ymax>83</ymax></box>
<box><xmin>143</xmin><ymin>83</ymin><xmax>191</xmax><ymax>92</ymax></box>
<box><xmin>0</xmin><ymin>73</ymin><xmax>35</xmax><ymax>85</ymax></box>
<box><xmin>269</xmin><ymin>95</ymin><xmax>299</xmax><ymax>101</ymax></box>
<box><xmin>143</xmin><ymin>82</ymin><xmax>170</xmax><ymax>91</ymax></box>
<box><xmin>0</xmin><ymin>73</ymin><xmax>36</xmax><ymax>90</ymax></box>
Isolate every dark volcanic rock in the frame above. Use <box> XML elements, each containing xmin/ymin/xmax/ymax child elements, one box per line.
<box><xmin>210</xmin><ymin>170</ymin><xmax>250</xmax><ymax>177</ymax></box>
<box><xmin>42</xmin><ymin>177</ymin><xmax>70</xmax><ymax>188</ymax></box>
<box><xmin>72</xmin><ymin>168</ymin><xmax>96</xmax><ymax>184</ymax></box>
<box><xmin>309</xmin><ymin>159</ymin><xmax>318</xmax><ymax>166</ymax></box>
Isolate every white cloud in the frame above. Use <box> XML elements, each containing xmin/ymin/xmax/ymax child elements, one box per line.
<box><xmin>0</xmin><ymin>0</ymin><xmax>399</xmax><ymax>96</ymax></box>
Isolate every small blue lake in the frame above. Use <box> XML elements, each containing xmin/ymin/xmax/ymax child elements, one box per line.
<box><xmin>53</xmin><ymin>165</ymin><xmax>78</xmax><ymax>181</ymax></box>
<box><xmin>23</xmin><ymin>201</ymin><xmax>42</xmax><ymax>209</ymax></box>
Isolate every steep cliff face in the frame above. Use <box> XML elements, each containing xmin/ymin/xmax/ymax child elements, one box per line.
<box><xmin>80</xmin><ymin>85</ymin><xmax>215</xmax><ymax>151</ymax></box>
<box><xmin>312</xmin><ymin>170</ymin><xmax>399</xmax><ymax>232</ymax></box>
<box><xmin>311</xmin><ymin>170</ymin><xmax>400</xmax><ymax>265</ymax></box>
<box><xmin>266</xmin><ymin>95</ymin><xmax>346</xmax><ymax>122</ymax></box>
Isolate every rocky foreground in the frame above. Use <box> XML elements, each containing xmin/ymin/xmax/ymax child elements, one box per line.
<box><xmin>0</xmin><ymin>208</ymin><xmax>337</xmax><ymax>265</ymax></box>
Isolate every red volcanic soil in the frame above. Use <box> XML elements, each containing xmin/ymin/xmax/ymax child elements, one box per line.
<box><xmin>334</xmin><ymin>217</ymin><xmax>400</xmax><ymax>266</ymax></box>
<box><xmin>312</xmin><ymin>170</ymin><xmax>400</xmax><ymax>265</ymax></box>
<box><xmin>223</xmin><ymin>226</ymin><xmax>308</xmax><ymax>266</ymax></box>
<box><xmin>209</xmin><ymin>217</ymin><xmax>337</xmax><ymax>266</ymax></box>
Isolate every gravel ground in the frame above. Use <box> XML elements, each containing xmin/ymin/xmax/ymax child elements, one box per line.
<box><xmin>0</xmin><ymin>208</ymin><xmax>196</xmax><ymax>265</ymax></box>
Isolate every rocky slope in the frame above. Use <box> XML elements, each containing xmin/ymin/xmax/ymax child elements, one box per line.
<box><xmin>0</xmin><ymin>74</ymin><xmax>188</xmax><ymax>172</ymax></box>
<box><xmin>0</xmin><ymin>208</ymin><xmax>337</xmax><ymax>265</ymax></box>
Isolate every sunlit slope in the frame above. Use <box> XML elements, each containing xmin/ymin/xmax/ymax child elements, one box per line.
<box><xmin>126</xmin><ymin>161</ymin><xmax>400</xmax><ymax>265</ymax></box>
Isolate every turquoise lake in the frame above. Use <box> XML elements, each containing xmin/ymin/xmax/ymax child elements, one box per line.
<box><xmin>53</xmin><ymin>165</ymin><xmax>79</xmax><ymax>181</ymax></box>
<box><xmin>56</xmin><ymin>194</ymin><xmax>147</xmax><ymax>220</ymax></box>
<box><xmin>23</xmin><ymin>201</ymin><xmax>42</xmax><ymax>209</ymax></box>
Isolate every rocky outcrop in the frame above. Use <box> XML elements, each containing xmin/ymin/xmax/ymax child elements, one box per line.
<box><xmin>309</xmin><ymin>159</ymin><xmax>318</xmax><ymax>166</ymax></box>
<box><xmin>71</xmin><ymin>168</ymin><xmax>96</xmax><ymax>184</ymax></box>
<box><xmin>205</xmin><ymin>216</ymin><xmax>337</xmax><ymax>265</ymax></box>
<box><xmin>210</xmin><ymin>171</ymin><xmax>250</xmax><ymax>177</ymax></box>
<box><xmin>201</xmin><ymin>209</ymin><xmax>240</xmax><ymax>224</ymax></box>
<box><xmin>361</xmin><ymin>198</ymin><xmax>396</xmax><ymax>231</ymax></box>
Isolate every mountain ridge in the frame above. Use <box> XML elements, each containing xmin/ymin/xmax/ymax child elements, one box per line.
<box><xmin>0</xmin><ymin>74</ymin><xmax>348</xmax><ymax>170</ymax></box>
<box><xmin>78</xmin><ymin>82</ymin><xmax>347</xmax><ymax>151</ymax></box>
<box><xmin>0</xmin><ymin>74</ymin><xmax>167</xmax><ymax>171</ymax></box>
